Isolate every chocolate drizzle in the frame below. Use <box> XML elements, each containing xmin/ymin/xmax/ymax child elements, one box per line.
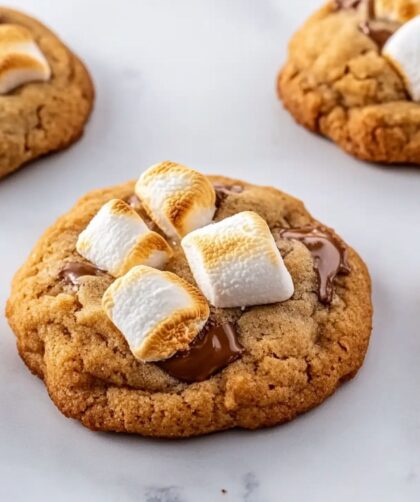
<box><xmin>278</xmin><ymin>227</ymin><xmax>350</xmax><ymax>304</ymax></box>
<box><xmin>59</xmin><ymin>262</ymin><xmax>102</xmax><ymax>286</ymax></box>
<box><xmin>158</xmin><ymin>322</ymin><xmax>242</xmax><ymax>382</ymax></box>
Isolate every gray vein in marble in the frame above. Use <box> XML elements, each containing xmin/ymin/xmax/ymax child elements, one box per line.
<box><xmin>144</xmin><ymin>486</ymin><xmax>185</xmax><ymax>502</ymax></box>
<box><xmin>243</xmin><ymin>472</ymin><xmax>262</xmax><ymax>502</ymax></box>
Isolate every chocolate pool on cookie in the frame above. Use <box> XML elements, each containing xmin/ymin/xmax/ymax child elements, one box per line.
<box><xmin>6</xmin><ymin>162</ymin><xmax>372</xmax><ymax>437</ymax></box>
<box><xmin>278</xmin><ymin>0</ymin><xmax>420</xmax><ymax>165</ymax></box>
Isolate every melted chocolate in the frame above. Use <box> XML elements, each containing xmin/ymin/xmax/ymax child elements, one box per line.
<box><xmin>358</xmin><ymin>20</ymin><xmax>393</xmax><ymax>48</ymax></box>
<box><xmin>60</xmin><ymin>262</ymin><xmax>101</xmax><ymax>286</ymax></box>
<box><xmin>334</xmin><ymin>0</ymin><xmax>363</xmax><ymax>10</ymax></box>
<box><xmin>335</xmin><ymin>0</ymin><xmax>395</xmax><ymax>47</ymax></box>
<box><xmin>124</xmin><ymin>194</ymin><xmax>158</xmax><ymax>231</ymax></box>
<box><xmin>213</xmin><ymin>183</ymin><xmax>244</xmax><ymax>195</ymax></box>
<box><xmin>335</xmin><ymin>0</ymin><xmax>376</xmax><ymax>18</ymax></box>
<box><xmin>213</xmin><ymin>183</ymin><xmax>244</xmax><ymax>207</ymax></box>
<box><xmin>125</xmin><ymin>193</ymin><xmax>142</xmax><ymax>211</ymax></box>
<box><xmin>278</xmin><ymin>227</ymin><xmax>350</xmax><ymax>304</ymax></box>
<box><xmin>158</xmin><ymin>323</ymin><xmax>242</xmax><ymax>382</ymax></box>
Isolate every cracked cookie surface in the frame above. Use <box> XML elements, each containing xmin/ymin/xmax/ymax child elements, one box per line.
<box><xmin>6</xmin><ymin>176</ymin><xmax>372</xmax><ymax>437</ymax></box>
<box><xmin>0</xmin><ymin>8</ymin><xmax>94</xmax><ymax>179</ymax></box>
<box><xmin>278</xmin><ymin>2</ymin><xmax>420</xmax><ymax>164</ymax></box>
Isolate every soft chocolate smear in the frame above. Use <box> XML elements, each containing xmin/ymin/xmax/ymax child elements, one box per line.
<box><xmin>59</xmin><ymin>262</ymin><xmax>102</xmax><ymax>286</ymax></box>
<box><xmin>158</xmin><ymin>322</ymin><xmax>243</xmax><ymax>382</ymax></box>
<box><xmin>278</xmin><ymin>227</ymin><xmax>350</xmax><ymax>304</ymax></box>
<box><xmin>213</xmin><ymin>183</ymin><xmax>244</xmax><ymax>195</ymax></box>
<box><xmin>358</xmin><ymin>20</ymin><xmax>394</xmax><ymax>48</ymax></box>
<box><xmin>213</xmin><ymin>183</ymin><xmax>244</xmax><ymax>207</ymax></box>
<box><xmin>367</xmin><ymin>0</ymin><xmax>375</xmax><ymax>18</ymax></box>
<box><xmin>335</xmin><ymin>0</ymin><xmax>396</xmax><ymax>47</ymax></box>
<box><xmin>124</xmin><ymin>194</ymin><xmax>158</xmax><ymax>231</ymax></box>
<box><xmin>335</xmin><ymin>0</ymin><xmax>376</xmax><ymax>17</ymax></box>
<box><xmin>125</xmin><ymin>193</ymin><xmax>142</xmax><ymax>211</ymax></box>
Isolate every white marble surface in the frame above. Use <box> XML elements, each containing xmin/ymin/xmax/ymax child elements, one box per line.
<box><xmin>0</xmin><ymin>0</ymin><xmax>419</xmax><ymax>500</ymax></box>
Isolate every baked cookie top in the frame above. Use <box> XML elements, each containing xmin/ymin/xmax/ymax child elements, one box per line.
<box><xmin>278</xmin><ymin>0</ymin><xmax>420</xmax><ymax>164</ymax></box>
<box><xmin>7</xmin><ymin>163</ymin><xmax>372</xmax><ymax>437</ymax></box>
<box><xmin>0</xmin><ymin>7</ymin><xmax>94</xmax><ymax>178</ymax></box>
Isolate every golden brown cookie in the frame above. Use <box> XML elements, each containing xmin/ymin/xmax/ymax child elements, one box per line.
<box><xmin>6</xmin><ymin>175</ymin><xmax>372</xmax><ymax>437</ymax></box>
<box><xmin>0</xmin><ymin>7</ymin><xmax>94</xmax><ymax>179</ymax></box>
<box><xmin>278</xmin><ymin>1</ymin><xmax>420</xmax><ymax>164</ymax></box>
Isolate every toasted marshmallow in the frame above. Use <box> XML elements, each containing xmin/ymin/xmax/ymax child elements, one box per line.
<box><xmin>76</xmin><ymin>199</ymin><xmax>173</xmax><ymax>277</ymax></box>
<box><xmin>383</xmin><ymin>15</ymin><xmax>420</xmax><ymax>101</ymax></box>
<box><xmin>102</xmin><ymin>265</ymin><xmax>210</xmax><ymax>362</ymax></box>
<box><xmin>181</xmin><ymin>211</ymin><xmax>294</xmax><ymax>308</ymax></box>
<box><xmin>135</xmin><ymin>161</ymin><xmax>216</xmax><ymax>239</ymax></box>
<box><xmin>0</xmin><ymin>24</ymin><xmax>51</xmax><ymax>94</ymax></box>
<box><xmin>375</xmin><ymin>0</ymin><xmax>420</xmax><ymax>23</ymax></box>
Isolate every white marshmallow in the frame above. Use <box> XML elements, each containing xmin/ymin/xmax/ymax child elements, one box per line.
<box><xmin>375</xmin><ymin>0</ymin><xmax>420</xmax><ymax>23</ymax></box>
<box><xmin>135</xmin><ymin>161</ymin><xmax>216</xmax><ymax>239</ymax></box>
<box><xmin>76</xmin><ymin>199</ymin><xmax>173</xmax><ymax>277</ymax></box>
<box><xmin>102</xmin><ymin>265</ymin><xmax>210</xmax><ymax>362</ymax></box>
<box><xmin>383</xmin><ymin>15</ymin><xmax>420</xmax><ymax>101</ymax></box>
<box><xmin>0</xmin><ymin>24</ymin><xmax>50</xmax><ymax>94</ymax></box>
<box><xmin>181</xmin><ymin>211</ymin><xmax>294</xmax><ymax>308</ymax></box>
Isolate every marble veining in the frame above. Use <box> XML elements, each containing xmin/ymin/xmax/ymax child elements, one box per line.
<box><xmin>243</xmin><ymin>472</ymin><xmax>261</xmax><ymax>502</ymax></box>
<box><xmin>144</xmin><ymin>486</ymin><xmax>185</xmax><ymax>502</ymax></box>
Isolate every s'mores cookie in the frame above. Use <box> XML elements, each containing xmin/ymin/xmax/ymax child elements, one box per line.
<box><xmin>278</xmin><ymin>0</ymin><xmax>420</xmax><ymax>165</ymax></box>
<box><xmin>0</xmin><ymin>7</ymin><xmax>93</xmax><ymax>179</ymax></box>
<box><xmin>6</xmin><ymin>164</ymin><xmax>372</xmax><ymax>437</ymax></box>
